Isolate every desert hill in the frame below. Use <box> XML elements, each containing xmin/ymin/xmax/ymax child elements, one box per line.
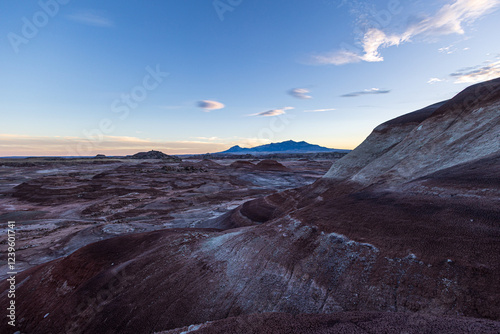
<box><xmin>127</xmin><ymin>150</ymin><xmax>182</xmax><ymax>162</ymax></box>
<box><xmin>325</xmin><ymin>79</ymin><xmax>500</xmax><ymax>186</ymax></box>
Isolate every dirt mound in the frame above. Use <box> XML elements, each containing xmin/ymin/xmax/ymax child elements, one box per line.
<box><xmin>128</xmin><ymin>150</ymin><xmax>181</xmax><ymax>161</ymax></box>
<box><xmin>255</xmin><ymin>159</ymin><xmax>287</xmax><ymax>171</ymax></box>
<box><xmin>179</xmin><ymin>159</ymin><xmax>221</xmax><ymax>169</ymax></box>
<box><xmin>230</xmin><ymin>160</ymin><xmax>255</xmax><ymax>169</ymax></box>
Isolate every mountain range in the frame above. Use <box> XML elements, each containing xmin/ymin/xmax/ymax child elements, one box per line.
<box><xmin>218</xmin><ymin>140</ymin><xmax>350</xmax><ymax>154</ymax></box>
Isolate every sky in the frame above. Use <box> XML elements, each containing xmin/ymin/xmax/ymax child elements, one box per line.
<box><xmin>1</xmin><ymin>0</ymin><xmax>499</xmax><ymax>156</ymax></box>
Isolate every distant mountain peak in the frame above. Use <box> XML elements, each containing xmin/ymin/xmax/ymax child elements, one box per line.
<box><xmin>217</xmin><ymin>140</ymin><xmax>349</xmax><ymax>155</ymax></box>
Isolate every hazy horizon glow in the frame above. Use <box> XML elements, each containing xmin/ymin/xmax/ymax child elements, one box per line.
<box><xmin>1</xmin><ymin>0</ymin><xmax>499</xmax><ymax>156</ymax></box>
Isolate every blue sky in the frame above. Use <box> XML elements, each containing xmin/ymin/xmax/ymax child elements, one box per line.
<box><xmin>1</xmin><ymin>0</ymin><xmax>499</xmax><ymax>156</ymax></box>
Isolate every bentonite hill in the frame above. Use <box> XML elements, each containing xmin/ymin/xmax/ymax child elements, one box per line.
<box><xmin>1</xmin><ymin>78</ymin><xmax>499</xmax><ymax>333</ymax></box>
<box><xmin>128</xmin><ymin>150</ymin><xmax>182</xmax><ymax>162</ymax></box>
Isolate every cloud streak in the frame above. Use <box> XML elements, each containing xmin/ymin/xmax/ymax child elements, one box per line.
<box><xmin>341</xmin><ymin>88</ymin><xmax>390</xmax><ymax>97</ymax></box>
<box><xmin>66</xmin><ymin>11</ymin><xmax>114</xmax><ymax>27</ymax></box>
<box><xmin>311</xmin><ymin>0</ymin><xmax>500</xmax><ymax>65</ymax></box>
<box><xmin>251</xmin><ymin>107</ymin><xmax>294</xmax><ymax>117</ymax></box>
<box><xmin>197</xmin><ymin>100</ymin><xmax>225</xmax><ymax>111</ymax></box>
<box><xmin>428</xmin><ymin>77</ymin><xmax>444</xmax><ymax>84</ymax></box>
<box><xmin>289</xmin><ymin>88</ymin><xmax>312</xmax><ymax>99</ymax></box>
<box><xmin>450</xmin><ymin>60</ymin><xmax>500</xmax><ymax>83</ymax></box>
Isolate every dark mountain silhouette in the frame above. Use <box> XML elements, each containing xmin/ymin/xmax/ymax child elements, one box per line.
<box><xmin>219</xmin><ymin>140</ymin><xmax>349</xmax><ymax>154</ymax></box>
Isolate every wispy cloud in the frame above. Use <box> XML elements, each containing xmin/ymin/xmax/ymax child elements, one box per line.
<box><xmin>193</xmin><ymin>136</ymin><xmax>220</xmax><ymax>141</ymax></box>
<box><xmin>341</xmin><ymin>88</ymin><xmax>390</xmax><ymax>97</ymax></box>
<box><xmin>311</xmin><ymin>50</ymin><xmax>362</xmax><ymax>65</ymax></box>
<box><xmin>197</xmin><ymin>100</ymin><xmax>225</xmax><ymax>111</ymax></box>
<box><xmin>450</xmin><ymin>60</ymin><xmax>500</xmax><ymax>83</ymax></box>
<box><xmin>428</xmin><ymin>77</ymin><xmax>444</xmax><ymax>84</ymax></box>
<box><xmin>251</xmin><ymin>107</ymin><xmax>294</xmax><ymax>117</ymax></box>
<box><xmin>439</xmin><ymin>45</ymin><xmax>456</xmax><ymax>54</ymax></box>
<box><xmin>311</xmin><ymin>0</ymin><xmax>500</xmax><ymax>65</ymax></box>
<box><xmin>304</xmin><ymin>108</ymin><xmax>336</xmax><ymax>113</ymax></box>
<box><xmin>66</xmin><ymin>11</ymin><xmax>114</xmax><ymax>27</ymax></box>
<box><xmin>289</xmin><ymin>88</ymin><xmax>312</xmax><ymax>99</ymax></box>
<box><xmin>438</xmin><ymin>44</ymin><xmax>471</xmax><ymax>54</ymax></box>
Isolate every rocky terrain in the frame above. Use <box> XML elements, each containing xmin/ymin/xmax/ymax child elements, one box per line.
<box><xmin>0</xmin><ymin>78</ymin><xmax>499</xmax><ymax>333</ymax></box>
<box><xmin>0</xmin><ymin>158</ymin><xmax>332</xmax><ymax>279</ymax></box>
<box><xmin>159</xmin><ymin>312</ymin><xmax>500</xmax><ymax>334</ymax></box>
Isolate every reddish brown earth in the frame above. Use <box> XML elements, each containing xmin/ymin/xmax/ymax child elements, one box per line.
<box><xmin>129</xmin><ymin>150</ymin><xmax>181</xmax><ymax>161</ymax></box>
<box><xmin>0</xmin><ymin>79</ymin><xmax>499</xmax><ymax>333</ymax></box>
<box><xmin>230</xmin><ymin>160</ymin><xmax>256</xmax><ymax>169</ymax></box>
<box><xmin>255</xmin><ymin>160</ymin><xmax>288</xmax><ymax>171</ymax></box>
<box><xmin>0</xmin><ymin>159</ymin><xmax>331</xmax><ymax>279</ymax></box>
<box><xmin>160</xmin><ymin>312</ymin><xmax>500</xmax><ymax>334</ymax></box>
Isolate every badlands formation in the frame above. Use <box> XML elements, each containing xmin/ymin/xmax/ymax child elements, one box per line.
<box><xmin>0</xmin><ymin>78</ymin><xmax>499</xmax><ymax>333</ymax></box>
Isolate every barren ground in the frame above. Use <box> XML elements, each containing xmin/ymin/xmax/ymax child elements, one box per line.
<box><xmin>0</xmin><ymin>157</ymin><xmax>333</xmax><ymax>278</ymax></box>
